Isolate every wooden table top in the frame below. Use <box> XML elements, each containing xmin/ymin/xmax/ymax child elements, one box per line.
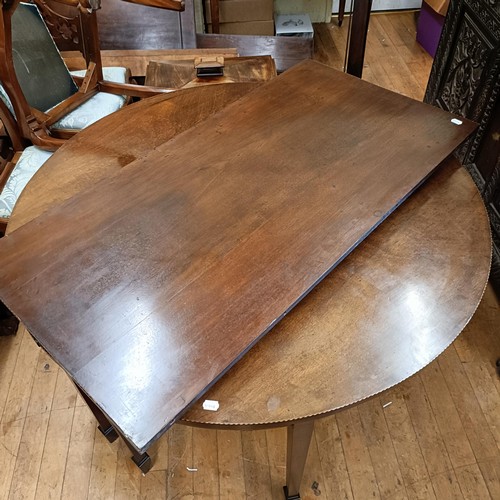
<box><xmin>0</xmin><ymin>62</ymin><xmax>489</xmax><ymax>454</ymax></box>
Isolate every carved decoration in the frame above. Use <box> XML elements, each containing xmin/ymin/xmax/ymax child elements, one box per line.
<box><xmin>32</xmin><ymin>0</ymin><xmax>81</xmax><ymax>49</ymax></box>
<box><xmin>425</xmin><ymin>0</ymin><xmax>465</xmax><ymax>105</ymax></box>
<box><xmin>439</xmin><ymin>19</ymin><xmax>489</xmax><ymax>116</ymax></box>
<box><xmin>464</xmin><ymin>59</ymin><xmax>500</xmax><ymax>165</ymax></box>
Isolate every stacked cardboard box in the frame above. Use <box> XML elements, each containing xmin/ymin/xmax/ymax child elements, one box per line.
<box><xmin>205</xmin><ymin>0</ymin><xmax>275</xmax><ymax>36</ymax></box>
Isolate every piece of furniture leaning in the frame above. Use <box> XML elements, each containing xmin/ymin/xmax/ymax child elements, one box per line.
<box><xmin>424</xmin><ymin>0</ymin><xmax>500</xmax><ymax>289</ymax></box>
<box><xmin>145</xmin><ymin>55</ymin><xmax>277</xmax><ymax>88</ymax></box>
<box><xmin>0</xmin><ymin>0</ymin><xmax>180</xmax><ymax>149</ymax></box>
<box><xmin>80</xmin><ymin>0</ymin><xmax>196</xmax><ymax>51</ymax></box>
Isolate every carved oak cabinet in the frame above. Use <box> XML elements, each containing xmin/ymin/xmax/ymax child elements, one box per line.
<box><xmin>425</xmin><ymin>0</ymin><xmax>500</xmax><ymax>287</ymax></box>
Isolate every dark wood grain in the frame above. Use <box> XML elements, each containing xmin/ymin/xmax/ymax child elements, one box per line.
<box><xmin>97</xmin><ymin>0</ymin><xmax>183</xmax><ymax>50</ymax></box>
<box><xmin>0</xmin><ymin>61</ymin><xmax>477</xmax><ymax>453</ymax></box>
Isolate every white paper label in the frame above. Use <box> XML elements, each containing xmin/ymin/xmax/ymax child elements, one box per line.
<box><xmin>202</xmin><ymin>399</ymin><xmax>219</xmax><ymax>411</ymax></box>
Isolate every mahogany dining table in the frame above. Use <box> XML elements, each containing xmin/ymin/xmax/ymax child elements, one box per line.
<box><xmin>2</xmin><ymin>70</ymin><xmax>491</xmax><ymax>499</ymax></box>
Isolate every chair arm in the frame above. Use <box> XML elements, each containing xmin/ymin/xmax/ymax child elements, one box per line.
<box><xmin>121</xmin><ymin>0</ymin><xmax>185</xmax><ymax>12</ymax></box>
<box><xmin>98</xmin><ymin>81</ymin><xmax>175</xmax><ymax>98</ymax></box>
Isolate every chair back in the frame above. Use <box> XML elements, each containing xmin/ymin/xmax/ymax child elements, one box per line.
<box><xmin>12</xmin><ymin>2</ymin><xmax>78</xmax><ymax>112</ymax></box>
<box><xmin>0</xmin><ymin>0</ymin><xmax>184</xmax><ymax>148</ymax></box>
<box><xmin>0</xmin><ymin>0</ymin><xmax>104</xmax><ymax>146</ymax></box>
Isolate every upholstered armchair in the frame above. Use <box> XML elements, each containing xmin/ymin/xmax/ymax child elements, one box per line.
<box><xmin>0</xmin><ymin>0</ymin><xmax>183</xmax><ymax>149</ymax></box>
<box><xmin>0</xmin><ymin>0</ymin><xmax>185</xmax><ymax>227</ymax></box>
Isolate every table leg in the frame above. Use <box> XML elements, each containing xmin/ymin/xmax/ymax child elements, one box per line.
<box><xmin>122</xmin><ymin>437</ymin><xmax>152</xmax><ymax>474</ymax></box>
<box><xmin>283</xmin><ymin>420</ymin><xmax>314</xmax><ymax>500</ymax></box>
<box><xmin>75</xmin><ymin>382</ymin><xmax>152</xmax><ymax>473</ymax></box>
<box><xmin>346</xmin><ymin>0</ymin><xmax>373</xmax><ymax>78</ymax></box>
<box><xmin>338</xmin><ymin>0</ymin><xmax>346</xmax><ymax>26</ymax></box>
<box><xmin>75</xmin><ymin>384</ymin><xmax>119</xmax><ymax>443</ymax></box>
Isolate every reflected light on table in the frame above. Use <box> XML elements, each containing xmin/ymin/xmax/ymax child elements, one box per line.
<box><xmin>404</xmin><ymin>285</ymin><xmax>440</xmax><ymax>366</ymax></box>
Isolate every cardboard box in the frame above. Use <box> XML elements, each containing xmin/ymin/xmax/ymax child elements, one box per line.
<box><xmin>275</xmin><ymin>14</ymin><xmax>314</xmax><ymax>38</ymax></box>
<box><xmin>205</xmin><ymin>0</ymin><xmax>273</xmax><ymax>23</ymax></box>
<box><xmin>207</xmin><ymin>19</ymin><xmax>275</xmax><ymax>35</ymax></box>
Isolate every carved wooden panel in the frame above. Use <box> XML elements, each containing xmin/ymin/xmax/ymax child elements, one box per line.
<box><xmin>438</xmin><ymin>16</ymin><xmax>491</xmax><ymax>117</ymax></box>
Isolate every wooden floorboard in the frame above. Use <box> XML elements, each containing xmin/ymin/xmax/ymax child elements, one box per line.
<box><xmin>0</xmin><ymin>11</ymin><xmax>498</xmax><ymax>499</ymax></box>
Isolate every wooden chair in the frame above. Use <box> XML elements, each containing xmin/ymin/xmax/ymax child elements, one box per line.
<box><xmin>0</xmin><ymin>91</ymin><xmax>52</xmax><ymax>233</ymax></box>
<box><xmin>0</xmin><ymin>94</ymin><xmax>44</xmax><ymax>333</ymax></box>
<box><xmin>0</xmin><ymin>0</ymin><xmax>187</xmax><ymax>229</ymax></box>
<box><xmin>0</xmin><ymin>0</ymin><xmax>184</xmax><ymax>335</ymax></box>
<box><xmin>0</xmin><ymin>0</ymin><xmax>183</xmax><ymax>149</ymax></box>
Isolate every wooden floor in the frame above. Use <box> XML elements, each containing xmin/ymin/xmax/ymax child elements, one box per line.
<box><xmin>1</xmin><ymin>12</ymin><xmax>499</xmax><ymax>500</ymax></box>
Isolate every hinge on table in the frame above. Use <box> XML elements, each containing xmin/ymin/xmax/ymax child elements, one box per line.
<box><xmin>194</xmin><ymin>56</ymin><xmax>224</xmax><ymax>77</ymax></box>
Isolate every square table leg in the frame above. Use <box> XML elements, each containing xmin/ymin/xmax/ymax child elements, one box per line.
<box><xmin>283</xmin><ymin>420</ymin><xmax>315</xmax><ymax>499</ymax></box>
<box><xmin>75</xmin><ymin>382</ymin><xmax>152</xmax><ymax>473</ymax></box>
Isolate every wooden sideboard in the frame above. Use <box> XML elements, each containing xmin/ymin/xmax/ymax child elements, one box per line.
<box><xmin>424</xmin><ymin>0</ymin><xmax>500</xmax><ymax>288</ymax></box>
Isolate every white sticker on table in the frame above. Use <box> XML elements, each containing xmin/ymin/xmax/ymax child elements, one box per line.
<box><xmin>202</xmin><ymin>399</ymin><xmax>219</xmax><ymax>411</ymax></box>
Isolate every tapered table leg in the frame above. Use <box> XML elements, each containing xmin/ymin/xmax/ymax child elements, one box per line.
<box><xmin>283</xmin><ymin>420</ymin><xmax>315</xmax><ymax>500</ymax></box>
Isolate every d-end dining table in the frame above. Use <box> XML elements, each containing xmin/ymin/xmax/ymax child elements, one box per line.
<box><xmin>0</xmin><ymin>62</ymin><xmax>491</xmax><ymax>499</ymax></box>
